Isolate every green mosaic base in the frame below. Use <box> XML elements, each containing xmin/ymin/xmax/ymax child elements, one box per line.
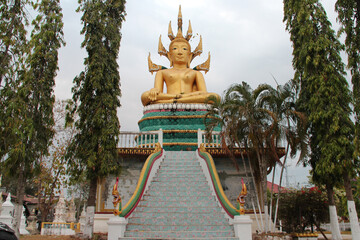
<box><xmin>138</xmin><ymin>109</ymin><xmax>220</xmax><ymax>151</ymax></box>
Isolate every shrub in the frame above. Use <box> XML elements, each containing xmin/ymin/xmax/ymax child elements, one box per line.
<box><xmin>278</xmin><ymin>187</ymin><xmax>329</xmax><ymax>233</ymax></box>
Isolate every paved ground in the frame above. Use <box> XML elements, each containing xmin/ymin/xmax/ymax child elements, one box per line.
<box><xmin>19</xmin><ymin>234</ymin><xmax>107</xmax><ymax>240</ymax></box>
<box><xmin>318</xmin><ymin>233</ymin><xmax>352</xmax><ymax>239</ymax></box>
<box><xmin>19</xmin><ymin>233</ymin><xmax>353</xmax><ymax>240</ymax></box>
<box><xmin>20</xmin><ymin>236</ymin><xmax>80</xmax><ymax>240</ymax></box>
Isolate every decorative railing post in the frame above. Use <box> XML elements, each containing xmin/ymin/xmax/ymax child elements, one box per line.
<box><xmin>233</xmin><ymin>178</ymin><xmax>252</xmax><ymax>240</ymax></box>
<box><xmin>197</xmin><ymin>128</ymin><xmax>202</xmax><ymax>148</ymax></box>
<box><xmin>108</xmin><ymin>177</ymin><xmax>127</xmax><ymax>240</ymax></box>
<box><xmin>158</xmin><ymin>128</ymin><xmax>163</xmax><ymax>147</ymax></box>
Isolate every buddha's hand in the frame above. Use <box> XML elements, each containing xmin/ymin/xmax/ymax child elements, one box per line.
<box><xmin>149</xmin><ymin>88</ymin><xmax>160</xmax><ymax>101</ymax></box>
<box><xmin>175</xmin><ymin>94</ymin><xmax>182</xmax><ymax>99</ymax></box>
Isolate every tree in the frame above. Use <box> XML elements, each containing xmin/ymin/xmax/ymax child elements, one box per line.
<box><xmin>335</xmin><ymin>0</ymin><xmax>360</xmax><ymax>148</ymax></box>
<box><xmin>0</xmin><ymin>0</ymin><xmax>29</xmax><ymax>159</ymax></box>
<box><xmin>335</xmin><ymin>1</ymin><xmax>360</xmax><ymax>238</ymax></box>
<box><xmin>283</xmin><ymin>1</ymin><xmax>354</xmax><ymax>239</ymax></box>
<box><xmin>256</xmin><ymin>81</ymin><xmax>308</xmax><ymax>231</ymax></box>
<box><xmin>66</xmin><ymin>0</ymin><xmax>126</xmax><ymax>238</ymax></box>
<box><xmin>206</xmin><ymin>82</ymin><xmax>279</xmax><ymax>232</ymax></box>
<box><xmin>0</xmin><ymin>0</ymin><xmax>64</xmax><ymax>237</ymax></box>
<box><xmin>0</xmin><ymin>0</ymin><xmax>28</xmax><ymax>86</ymax></box>
<box><xmin>35</xmin><ymin>100</ymin><xmax>76</xmax><ymax>223</ymax></box>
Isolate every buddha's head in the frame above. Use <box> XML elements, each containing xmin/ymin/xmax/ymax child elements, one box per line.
<box><xmin>168</xmin><ymin>38</ymin><xmax>192</xmax><ymax>67</ymax></box>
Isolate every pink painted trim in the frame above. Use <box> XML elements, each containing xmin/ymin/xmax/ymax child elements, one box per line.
<box><xmin>124</xmin><ymin>149</ymin><xmax>163</xmax><ymax>218</ymax></box>
<box><xmin>197</xmin><ymin>149</ymin><xmax>235</xmax><ymax>218</ymax></box>
<box><xmin>143</xmin><ymin>109</ymin><xmax>208</xmax><ymax>114</ymax></box>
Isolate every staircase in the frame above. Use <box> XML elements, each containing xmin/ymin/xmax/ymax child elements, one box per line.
<box><xmin>121</xmin><ymin>151</ymin><xmax>237</xmax><ymax>240</ymax></box>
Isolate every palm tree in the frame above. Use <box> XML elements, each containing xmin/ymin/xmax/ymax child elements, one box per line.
<box><xmin>206</xmin><ymin>82</ymin><xmax>279</xmax><ymax>232</ymax></box>
<box><xmin>256</xmin><ymin>80</ymin><xmax>308</xmax><ymax>231</ymax></box>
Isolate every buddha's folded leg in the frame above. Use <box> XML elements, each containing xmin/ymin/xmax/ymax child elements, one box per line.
<box><xmin>141</xmin><ymin>91</ymin><xmax>178</xmax><ymax>105</ymax></box>
<box><xmin>175</xmin><ymin>93</ymin><xmax>220</xmax><ymax>104</ymax></box>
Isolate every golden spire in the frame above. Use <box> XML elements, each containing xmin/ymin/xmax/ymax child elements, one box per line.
<box><xmin>192</xmin><ymin>35</ymin><xmax>203</xmax><ymax>61</ymax></box>
<box><xmin>178</xmin><ymin>5</ymin><xmax>182</xmax><ymax>31</ymax></box>
<box><xmin>194</xmin><ymin>52</ymin><xmax>210</xmax><ymax>74</ymax></box>
<box><xmin>158</xmin><ymin>35</ymin><xmax>168</xmax><ymax>57</ymax></box>
<box><xmin>185</xmin><ymin>20</ymin><xmax>192</xmax><ymax>41</ymax></box>
<box><xmin>168</xmin><ymin>21</ymin><xmax>175</xmax><ymax>40</ymax></box>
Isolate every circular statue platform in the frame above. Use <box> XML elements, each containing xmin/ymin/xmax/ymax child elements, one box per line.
<box><xmin>138</xmin><ymin>103</ymin><xmax>221</xmax><ymax>151</ymax></box>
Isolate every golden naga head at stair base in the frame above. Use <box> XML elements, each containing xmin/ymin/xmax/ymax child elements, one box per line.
<box><xmin>141</xmin><ymin>6</ymin><xmax>220</xmax><ymax>106</ymax></box>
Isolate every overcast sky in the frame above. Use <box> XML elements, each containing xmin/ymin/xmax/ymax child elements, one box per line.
<box><xmin>53</xmin><ymin>0</ymin><xmax>341</xmax><ymax>186</ymax></box>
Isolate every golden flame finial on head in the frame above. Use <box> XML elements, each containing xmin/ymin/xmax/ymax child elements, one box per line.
<box><xmin>169</xmin><ymin>5</ymin><xmax>191</xmax><ymax>44</ymax></box>
<box><xmin>178</xmin><ymin>5</ymin><xmax>183</xmax><ymax>32</ymax></box>
<box><xmin>149</xmin><ymin>5</ymin><xmax>210</xmax><ymax>73</ymax></box>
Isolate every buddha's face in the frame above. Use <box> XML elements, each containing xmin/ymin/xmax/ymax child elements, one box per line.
<box><xmin>169</xmin><ymin>40</ymin><xmax>191</xmax><ymax>65</ymax></box>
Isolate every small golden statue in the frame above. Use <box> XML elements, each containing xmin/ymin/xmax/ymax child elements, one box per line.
<box><xmin>236</xmin><ymin>178</ymin><xmax>247</xmax><ymax>215</ymax></box>
<box><xmin>141</xmin><ymin>6</ymin><xmax>220</xmax><ymax>106</ymax></box>
<box><xmin>112</xmin><ymin>177</ymin><xmax>122</xmax><ymax>216</ymax></box>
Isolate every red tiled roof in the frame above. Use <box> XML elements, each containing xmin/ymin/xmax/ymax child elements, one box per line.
<box><xmin>267</xmin><ymin>181</ymin><xmax>287</xmax><ymax>193</ymax></box>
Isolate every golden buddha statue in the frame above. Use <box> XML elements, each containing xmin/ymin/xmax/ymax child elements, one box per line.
<box><xmin>141</xmin><ymin>6</ymin><xmax>220</xmax><ymax>106</ymax></box>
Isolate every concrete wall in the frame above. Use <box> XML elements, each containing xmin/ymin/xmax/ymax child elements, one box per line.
<box><xmin>98</xmin><ymin>155</ymin><xmax>147</xmax><ymax>212</ymax></box>
<box><xmin>213</xmin><ymin>156</ymin><xmax>257</xmax><ymax>209</ymax></box>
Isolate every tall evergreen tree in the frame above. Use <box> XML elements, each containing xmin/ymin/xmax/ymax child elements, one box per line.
<box><xmin>336</xmin><ymin>0</ymin><xmax>360</xmax><ymax>144</ymax></box>
<box><xmin>67</xmin><ymin>0</ymin><xmax>126</xmax><ymax>238</ymax></box>
<box><xmin>283</xmin><ymin>1</ymin><xmax>354</xmax><ymax>239</ymax></box>
<box><xmin>0</xmin><ymin>0</ymin><xmax>28</xmax><ymax>86</ymax></box>
<box><xmin>0</xmin><ymin>0</ymin><xmax>64</xmax><ymax>237</ymax></box>
<box><xmin>0</xmin><ymin>0</ymin><xmax>29</xmax><ymax>158</ymax></box>
<box><xmin>335</xmin><ymin>1</ymin><xmax>360</xmax><ymax>238</ymax></box>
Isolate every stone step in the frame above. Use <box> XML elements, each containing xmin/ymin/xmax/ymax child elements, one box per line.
<box><xmin>132</xmin><ymin>206</ymin><xmax>222</xmax><ymax>214</ymax></box>
<box><xmin>161</xmin><ymin>161</ymin><xmax>200</xmax><ymax>167</ymax></box>
<box><xmin>124</xmin><ymin>230</ymin><xmax>235</xmax><ymax>238</ymax></box>
<box><xmin>162</xmin><ymin>156</ymin><xmax>193</xmax><ymax>161</ymax></box>
<box><xmin>148</xmin><ymin>184</ymin><xmax>211</xmax><ymax>192</ymax></box>
<box><xmin>126</xmin><ymin>223</ymin><xmax>233</xmax><ymax>232</ymax></box>
<box><xmin>127</xmin><ymin>214</ymin><xmax>229</xmax><ymax>225</ymax></box>
<box><xmin>150</xmin><ymin>179</ymin><xmax>208</xmax><ymax>185</ymax></box>
<box><xmin>161</xmin><ymin>159</ymin><xmax>197</xmax><ymax>164</ymax></box>
<box><xmin>152</xmin><ymin>175</ymin><xmax>206</xmax><ymax>181</ymax></box>
<box><xmin>129</xmin><ymin>211</ymin><xmax>228</xmax><ymax>220</ymax></box>
<box><xmin>143</xmin><ymin>191</ymin><xmax>213</xmax><ymax>197</ymax></box>
<box><xmin>137</xmin><ymin>200</ymin><xmax>219</xmax><ymax>208</ymax></box>
<box><xmin>159</xmin><ymin>166</ymin><xmax>201</xmax><ymax>171</ymax></box>
<box><xmin>121</xmin><ymin>237</ymin><xmax>238</xmax><ymax>240</ymax></box>
<box><xmin>160</xmin><ymin>162</ymin><xmax>201</xmax><ymax>169</ymax></box>
<box><xmin>157</xmin><ymin>169</ymin><xmax>203</xmax><ymax>174</ymax></box>
<box><xmin>141</xmin><ymin>195</ymin><xmax>214</xmax><ymax>202</ymax></box>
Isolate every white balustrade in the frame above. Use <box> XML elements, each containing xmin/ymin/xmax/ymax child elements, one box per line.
<box><xmin>197</xmin><ymin>129</ymin><xmax>221</xmax><ymax>148</ymax></box>
<box><xmin>118</xmin><ymin>129</ymin><xmax>163</xmax><ymax>148</ymax></box>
